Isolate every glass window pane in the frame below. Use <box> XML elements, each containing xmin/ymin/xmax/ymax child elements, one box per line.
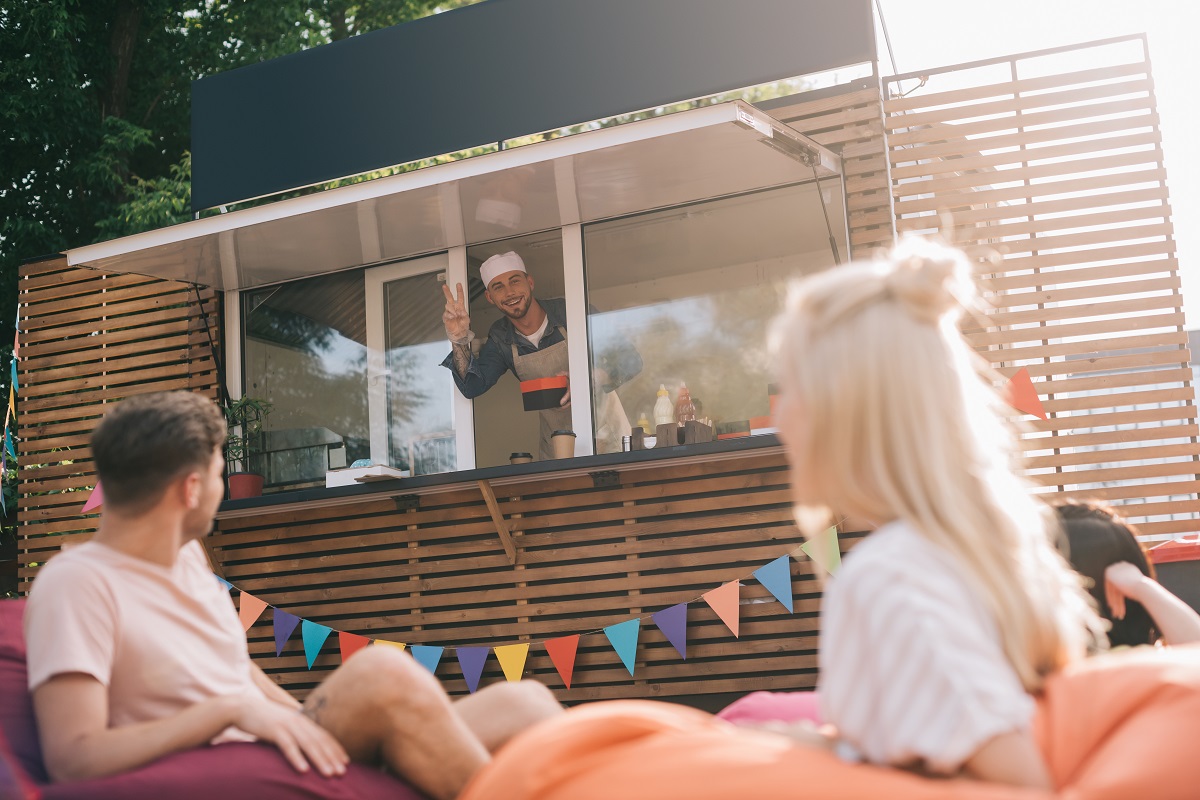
<box><xmin>243</xmin><ymin>271</ymin><xmax>369</xmax><ymax>490</ymax></box>
<box><xmin>583</xmin><ymin>182</ymin><xmax>847</xmax><ymax>453</ymax></box>
<box><xmin>384</xmin><ymin>271</ymin><xmax>457</xmax><ymax>475</ymax></box>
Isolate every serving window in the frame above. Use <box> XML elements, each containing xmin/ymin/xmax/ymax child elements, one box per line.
<box><xmin>582</xmin><ymin>182</ymin><xmax>847</xmax><ymax>453</ymax></box>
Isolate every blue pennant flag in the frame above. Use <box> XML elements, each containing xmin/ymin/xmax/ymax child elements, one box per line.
<box><xmin>603</xmin><ymin>618</ymin><xmax>641</xmax><ymax>676</ymax></box>
<box><xmin>753</xmin><ymin>555</ymin><xmax>795</xmax><ymax>613</ymax></box>
<box><xmin>9</xmin><ymin>360</ymin><xmax>16</xmax><ymax>395</ymax></box>
<box><xmin>214</xmin><ymin>575</ymin><xmax>233</xmax><ymax>592</ymax></box>
<box><xmin>456</xmin><ymin>647</ymin><xmax>490</xmax><ymax>693</ymax></box>
<box><xmin>410</xmin><ymin>645</ymin><xmax>445</xmax><ymax>675</ymax></box>
<box><xmin>4</xmin><ymin>429</ymin><xmax>14</xmax><ymax>459</ymax></box>
<box><xmin>301</xmin><ymin>620</ymin><xmax>333</xmax><ymax>669</ymax></box>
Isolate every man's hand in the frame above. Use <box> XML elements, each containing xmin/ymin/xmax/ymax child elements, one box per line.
<box><xmin>442</xmin><ymin>282</ymin><xmax>472</xmax><ymax>342</ymax></box>
<box><xmin>1105</xmin><ymin>561</ymin><xmax>1149</xmax><ymax>620</ymax></box>
<box><xmin>557</xmin><ymin>371</ymin><xmax>571</xmax><ymax>407</ymax></box>
<box><xmin>235</xmin><ymin>694</ymin><xmax>349</xmax><ymax>777</ymax></box>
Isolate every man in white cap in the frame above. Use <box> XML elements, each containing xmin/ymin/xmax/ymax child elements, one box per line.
<box><xmin>440</xmin><ymin>251</ymin><xmax>640</xmax><ymax>460</ymax></box>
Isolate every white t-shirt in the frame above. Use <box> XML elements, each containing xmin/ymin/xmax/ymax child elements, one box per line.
<box><xmin>518</xmin><ymin>314</ymin><xmax>550</xmax><ymax>349</ymax></box>
<box><xmin>818</xmin><ymin>520</ymin><xmax>1035</xmax><ymax>774</ymax></box>
<box><xmin>24</xmin><ymin>539</ymin><xmax>263</xmax><ymax>742</ymax></box>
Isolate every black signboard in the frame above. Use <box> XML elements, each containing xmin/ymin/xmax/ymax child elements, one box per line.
<box><xmin>191</xmin><ymin>0</ymin><xmax>875</xmax><ymax>210</ymax></box>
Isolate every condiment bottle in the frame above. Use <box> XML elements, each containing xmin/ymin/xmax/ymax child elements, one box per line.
<box><xmin>636</xmin><ymin>411</ymin><xmax>651</xmax><ymax>434</ymax></box>
<box><xmin>675</xmin><ymin>382</ymin><xmax>696</xmax><ymax>426</ymax></box>
<box><xmin>653</xmin><ymin>385</ymin><xmax>675</xmax><ymax>427</ymax></box>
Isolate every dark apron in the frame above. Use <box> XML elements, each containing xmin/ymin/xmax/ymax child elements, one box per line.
<box><xmin>511</xmin><ymin>326</ymin><xmax>571</xmax><ymax>460</ymax></box>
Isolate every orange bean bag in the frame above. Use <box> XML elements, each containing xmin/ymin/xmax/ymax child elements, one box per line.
<box><xmin>461</xmin><ymin>645</ymin><xmax>1200</xmax><ymax>800</ymax></box>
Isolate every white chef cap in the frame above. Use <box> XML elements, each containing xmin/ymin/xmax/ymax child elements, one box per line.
<box><xmin>480</xmin><ymin>251</ymin><xmax>527</xmax><ymax>287</ymax></box>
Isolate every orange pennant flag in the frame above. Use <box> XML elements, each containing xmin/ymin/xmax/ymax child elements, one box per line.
<box><xmin>374</xmin><ymin>639</ymin><xmax>407</xmax><ymax>652</ymax></box>
<box><xmin>544</xmin><ymin>635</ymin><xmax>580</xmax><ymax>689</ymax></box>
<box><xmin>339</xmin><ymin>632</ymin><xmax>371</xmax><ymax>662</ymax></box>
<box><xmin>703</xmin><ymin>581</ymin><xmax>741</xmax><ymax>638</ymax></box>
<box><xmin>237</xmin><ymin>593</ymin><xmax>269</xmax><ymax>632</ymax></box>
<box><xmin>1006</xmin><ymin>368</ymin><xmax>1047</xmax><ymax>420</ymax></box>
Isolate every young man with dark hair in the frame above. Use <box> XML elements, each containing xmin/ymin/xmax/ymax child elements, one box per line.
<box><xmin>24</xmin><ymin>391</ymin><xmax>559</xmax><ymax>800</ymax></box>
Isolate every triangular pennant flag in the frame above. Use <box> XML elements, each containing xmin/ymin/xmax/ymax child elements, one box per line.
<box><xmin>456</xmin><ymin>646</ymin><xmax>490</xmax><ymax>693</ymax></box>
<box><xmin>374</xmin><ymin>639</ymin><xmax>407</xmax><ymax>652</ymax></box>
<box><xmin>215</xmin><ymin>574</ymin><xmax>233</xmax><ymax>592</ymax></box>
<box><xmin>702</xmin><ymin>581</ymin><xmax>741</xmax><ymax>638</ymax></box>
<box><xmin>603</xmin><ymin>618</ymin><xmax>640</xmax><ymax>676</ymax></box>
<box><xmin>410</xmin><ymin>645</ymin><xmax>444</xmax><ymax>675</ymax></box>
<box><xmin>801</xmin><ymin>526</ymin><xmax>841</xmax><ymax>577</ymax></box>
<box><xmin>544</xmin><ymin>635</ymin><xmax>579</xmax><ymax>689</ymax></box>
<box><xmin>4</xmin><ymin>429</ymin><xmax>15</xmax><ymax>459</ymax></box>
<box><xmin>652</xmin><ymin>602</ymin><xmax>689</xmax><ymax>659</ymax></box>
<box><xmin>82</xmin><ymin>482</ymin><xmax>104</xmax><ymax>513</ymax></box>
<box><xmin>10</xmin><ymin>360</ymin><xmax>17</xmax><ymax>395</ymax></box>
<box><xmin>273</xmin><ymin>609</ymin><xmax>300</xmax><ymax>656</ymax></box>
<box><xmin>753</xmin><ymin>555</ymin><xmax>795</xmax><ymax>613</ymax></box>
<box><xmin>302</xmin><ymin>620</ymin><xmax>333</xmax><ymax>669</ymax></box>
<box><xmin>1006</xmin><ymin>367</ymin><xmax>1047</xmax><ymax>420</ymax></box>
<box><xmin>237</xmin><ymin>593</ymin><xmax>269</xmax><ymax>632</ymax></box>
<box><xmin>494</xmin><ymin>643</ymin><xmax>530</xmax><ymax>682</ymax></box>
<box><xmin>339</xmin><ymin>632</ymin><xmax>371</xmax><ymax>663</ymax></box>
<box><xmin>7</xmin><ymin>384</ymin><xmax>14</xmax><ymax>416</ymax></box>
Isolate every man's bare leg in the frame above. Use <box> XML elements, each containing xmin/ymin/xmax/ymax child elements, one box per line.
<box><xmin>303</xmin><ymin>646</ymin><xmax>488</xmax><ymax>800</ymax></box>
<box><xmin>454</xmin><ymin>679</ymin><xmax>563</xmax><ymax>752</ymax></box>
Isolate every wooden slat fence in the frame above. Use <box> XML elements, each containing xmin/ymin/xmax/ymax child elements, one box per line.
<box><xmin>15</xmin><ymin>256</ymin><xmax>222</xmax><ymax>593</ymax></box>
<box><xmin>883</xmin><ymin>36</ymin><xmax>1200</xmax><ymax>538</ymax></box>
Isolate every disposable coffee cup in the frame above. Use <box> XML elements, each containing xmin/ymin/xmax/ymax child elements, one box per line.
<box><xmin>510</xmin><ymin>452</ymin><xmax>533</xmax><ymax>465</ymax></box>
<box><xmin>551</xmin><ymin>430</ymin><xmax>576</xmax><ymax>459</ymax></box>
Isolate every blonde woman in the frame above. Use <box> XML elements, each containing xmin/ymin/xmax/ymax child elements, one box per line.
<box><xmin>768</xmin><ymin>237</ymin><xmax>1105</xmax><ymax>788</ymax></box>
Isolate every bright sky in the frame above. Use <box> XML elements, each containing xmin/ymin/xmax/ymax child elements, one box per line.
<box><xmin>877</xmin><ymin>0</ymin><xmax>1200</xmax><ymax>326</ymax></box>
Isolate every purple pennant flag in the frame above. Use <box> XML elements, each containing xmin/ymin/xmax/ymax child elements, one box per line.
<box><xmin>273</xmin><ymin>610</ymin><xmax>301</xmax><ymax>657</ymax></box>
<box><xmin>456</xmin><ymin>647</ymin><xmax>490</xmax><ymax>694</ymax></box>
<box><xmin>652</xmin><ymin>602</ymin><xmax>689</xmax><ymax>660</ymax></box>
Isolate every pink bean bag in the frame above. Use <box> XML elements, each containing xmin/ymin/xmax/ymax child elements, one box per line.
<box><xmin>715</xmin><ymin>690</ymin><xmax>822</xmax><ymax>726</ymax></box>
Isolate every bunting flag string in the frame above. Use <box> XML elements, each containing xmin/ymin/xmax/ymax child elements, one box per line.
<box><xmin>2</xmin><ymin>306</ymin><xmax>19</xmax><ymax>519</ymax></box>
<box><xmin>218</xmin><ymin>524</ymin><xmax>844</xmax><ymax>691</ymax></box>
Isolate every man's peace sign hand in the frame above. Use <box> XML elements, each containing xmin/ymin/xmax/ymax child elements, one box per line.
<box><xmin>442</xmin><ymin>282</ymin><xmax>471</xmax><ymax>342</ymax></box>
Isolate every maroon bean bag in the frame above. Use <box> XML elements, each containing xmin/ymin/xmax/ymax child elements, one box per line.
<box><xmin>0</xmin><ymin>600</ymin><xmax>425</xmax><ymax>800</ymax></box>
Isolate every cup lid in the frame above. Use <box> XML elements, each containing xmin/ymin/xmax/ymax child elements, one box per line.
<box><xmin>509</xmin><ymin>452</ymin><xmax>533</xmax><ymax>459</ymax></box>
<box><xmin>550</xmin><ymin>430</ymin><xmax>576</xmax><ymax>437</ymax></box>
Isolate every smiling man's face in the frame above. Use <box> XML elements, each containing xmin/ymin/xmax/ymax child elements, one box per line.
<box><xmin>485</xmin><ymin>270</ymin><xmax>535</xmax><ymax>320</ymax></box>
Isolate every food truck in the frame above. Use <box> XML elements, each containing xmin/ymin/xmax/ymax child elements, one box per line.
<box><xmin>16</xmin><ymin>0</ymin><xmax>1198</xmax><ymax>706</ymax></box>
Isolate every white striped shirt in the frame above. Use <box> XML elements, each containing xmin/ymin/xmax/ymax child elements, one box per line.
<box><xmin>818</xmin><ymin>520</ymin><xmax>1034</xmax><ymax>774</ymax></box>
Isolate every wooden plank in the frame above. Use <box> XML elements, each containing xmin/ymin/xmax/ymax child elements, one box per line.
<box><xmin>888</xmin><ymin>77</ymin><xmax>1152</xmax><ymax>131</ymax></box>
<box><xmin>965</xmin><ymin>310</ymin><xmax>1184</xmax><ymax>349</ymax></box>
<box><xmin>477</xmin><ymin>479</ymin><xmax>518</xmax><ymax>566</ymax></box>
<box><xmin>884</xmin><ymin>61</ymin><xmax>1148</xmax><ymax>114</ymax></box>
<box><xmin>890</xmin><ymin>113</ymin><xmax>1161</xmax><ymax>166</ymax></box>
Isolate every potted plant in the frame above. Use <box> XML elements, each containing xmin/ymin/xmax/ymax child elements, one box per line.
<box><xmin>223</xmin><ymin>395</ymin><xmax>273</xmax><ymax>499</ymax></box>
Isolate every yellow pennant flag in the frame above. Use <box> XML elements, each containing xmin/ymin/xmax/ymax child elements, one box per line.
<box><xmin>493</xmin><ymin>643</ymin><xmax>530</xmax><ymax>682</ymax></box>
<box><xmin>374</xmin><ymin>639</ymin><xmax>407</xmax><ymax>653</ymax></box>
<box><xmin>7</xmin><ymin>385</ymin><xmax>14</xmax><ymax>416</ymax></box>
<box><xmin>800</xmin><ymin>526</ymin><xmax>841</xmax><ymax>577</ymax></box>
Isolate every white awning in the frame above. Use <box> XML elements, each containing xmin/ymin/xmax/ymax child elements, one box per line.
<box><xmin>65</xmin><ymin>101</ymin><xmax>841</xmax><ymax>291</ymax></box>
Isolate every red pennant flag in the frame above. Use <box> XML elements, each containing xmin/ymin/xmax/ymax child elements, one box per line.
<box><xmin>1006</xmin><ymin>368</ymin><xmax>1047</xmax><ymax>420</ymax></box>
<box><xmin>703</xmin><ymin>581</ymin><xmax>741</xmax><ymax>638</ymax></box>
<box><xmin>544</xmin><ymin>635</ymin><xmax>580</xmax><ymax>689</ymax></box>
<box><xmin>237</xmin><ymin>593</ymin><xmax>269</xmax><ymax>632</ymax></box>
<box><xmin>339</xmin><ymin>632</ymin><xmax>370</xmax><ymax>662</ymax></box>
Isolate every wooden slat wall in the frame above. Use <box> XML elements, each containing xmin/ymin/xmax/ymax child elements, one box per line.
<box><xmin>15</xmin><ymin>257</ymin><xmax>222</xmax><ymax>593</ymax></box>
<box><xmin>883</xmin><ymin>40</ymin><xmax>1200</xmax><ymax>537</ymax></box>
<box><xmin>212</xmin><ymin>451</ymin><xmax>862</xmax><ymax>702</ymax></box>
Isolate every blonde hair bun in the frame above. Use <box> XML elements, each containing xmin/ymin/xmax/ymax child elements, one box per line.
<box><xmin>885</xmin><ymin>237</ymin><xmax>974</xmax><ymax>325</ymax></box>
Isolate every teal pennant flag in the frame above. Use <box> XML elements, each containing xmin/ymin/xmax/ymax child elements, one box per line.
<box><xmin>301</xmin><ymin>620</ymin><xmax>333</xmax><ymax>669</ymax></box>
<box><xmin>603</xmin><ymin>618</ymin><xmax>641</xmax><ymax>677</ymax></box>
<box><xmin>753</xmin><ymin>555</ymin><xmax>795</xmax><ymax>613</ymax></box>
<box><xmin>410</xmin><ymin>645</ymin><xmax>445</xmax><ymax>675</ymax></box>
